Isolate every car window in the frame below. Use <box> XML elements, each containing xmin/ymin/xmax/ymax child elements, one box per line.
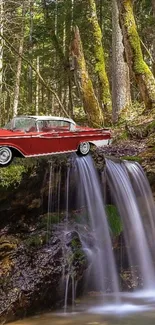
<box><xmin>14</xmin><ymin>118</ymin><xmax>37</xmax><ymax>132</ymax></box>
<box><xmin>3</xmin><ymin>121</ymin><xmax>12</xmax><ymax>130</ymax></box>
<box><xmin>4</xmin><ymin>118</ymin><xmax>37</xmax><ymax>132</ymax></box>
<box><xmin>37</xmin><ymin>120</ymin><xmax>71</xmax><ymax>132</ymax></box>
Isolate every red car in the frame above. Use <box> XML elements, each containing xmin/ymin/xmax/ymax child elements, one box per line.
<box><xmin>0</xmin><ymin>116</ymin><xmax>111</xmax><ymax>167</ymax></box>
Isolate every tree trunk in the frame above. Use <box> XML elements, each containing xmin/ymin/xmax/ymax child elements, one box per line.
<box><xmin>28</xmin><ymin>0</ymin><xmax>33</xmax><ymax>105</ymax></box>
<box><xmin>13</xmin><ymin>4</ymin><xmax>25</xmax><ymax>117</ymax></box>
<box><xmin>118</xmin><ymin>0</ymin><xmax>155</xmax><ymax>111</ymax></box>
<box><xmin>70</xmin><ymin>26</ymin><xmax>104</xmax><ymax>127</ymax></box>
<box><xmin>152</xmin><ymin>0</ymin><xmax>155</xmax><ymax>76</ymax></box>
<box><xmin>0</xmin><ymin>0</ymin><xmax>4</xmax><ymax>126</ymax></box>
<box><xmin>86</xmin><ymin>0</ymin><xmax>111</xmax><ymax>117</ymax></box>
<box><xmin>112</xmin><ymin>0</ymin><xmax>131</xmax><ymax>123</ymax></box>
<box><xmin>35</xmin><ymin>56</ymin><xmax>39</xmax><ymax>115</ymax></box>
<box><xmin>99</xmin><ymin>0</ymin><xmax>103</xmax><ymax>32</ymax></box>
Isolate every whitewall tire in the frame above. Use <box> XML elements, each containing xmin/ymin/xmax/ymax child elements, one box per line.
<box><xmin>0</xmin><ymin>147</ymin><xmax>13</xmax><ymax>167</ymax></box>
<box><xmin>78</xmin><ymin>142</ymin><xmax>90</xmax><ymax>156</ymax></box>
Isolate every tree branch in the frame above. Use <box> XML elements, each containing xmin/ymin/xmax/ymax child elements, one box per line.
<box><xmin>0</xmin><ymin>33</ymin><xmax>70</xmax><ymax>118</ymax></box>
<box><xmin>140</xmin><ymin>37</ymin><xmax>155</xmax><ymax>63</ymax></box>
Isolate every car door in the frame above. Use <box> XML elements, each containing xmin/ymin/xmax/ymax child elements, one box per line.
<box><xmin>29</xmin><ymin>131</ymin><xmax>60</xmax><ymax>156</ymax></box>
<box><xmin>57</xmin><ymin>122</ymin><xmax>81</xmax><ymax>152</ymax></box>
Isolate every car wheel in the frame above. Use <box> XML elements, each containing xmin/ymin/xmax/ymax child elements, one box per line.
<box><xmin>78</xmin><ymin>142</ymin><xmax>90</xmax><ymax>156</ymax></box>
<box><xmin>0</xmin><ymin>147</ymin><xmax>13</xmax><ymax>167</ymax></box>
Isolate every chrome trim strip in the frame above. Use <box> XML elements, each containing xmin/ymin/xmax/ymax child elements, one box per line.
<box><xmin>0</xmin><ymin>136</ymin><xmax>34</xmax><ymax>139</ymax></box>
<box><xmin>25</xmin><ymin>150</ymin><xmax>77</xmax><ymax>157</ymax></box>
<box><xmin>0</xmin><ymin>132</ymin><xmax>110</xmax><ymax>140</ymax></box>
<box><xmin>38</xmin><ymin>134</ymin><xmax>109</xmax><ymax>139</ymax></box>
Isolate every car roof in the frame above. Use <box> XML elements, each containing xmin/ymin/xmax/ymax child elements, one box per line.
<box><xmin>15</xmin><ymin>115</ymin><xmax>76</xmax><ymax>125</ymax></box>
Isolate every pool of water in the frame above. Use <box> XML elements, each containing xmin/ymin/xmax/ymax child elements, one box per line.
<box><xmin>9</xmin><ymin>292</ymin><xmax>155</xmax><ymax>325</ymax></box>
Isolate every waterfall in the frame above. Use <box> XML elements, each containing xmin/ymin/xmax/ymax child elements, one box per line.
<box><xmin>124</xmin><ymin>161</ymin><xmax>155</xmax><ymax>257</ymax></box>
<box><xmin>74</xmin><ymin>155</ymin><xmax>120</xmax><ymax>297</ymax></box>
<box><xmin>105</xmin><ymin>159</ymin><xmax>155</xmax><ymax>290</ymax></box>
<box><xmin>47</xmin><ymin>155</ymin><xmax>155</xmax><ymax>314</ymax></box>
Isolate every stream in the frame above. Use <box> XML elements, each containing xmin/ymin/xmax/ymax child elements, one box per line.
<box><xmin>8</xmin><ymin>294</ymin><xmax>155</xmax><ymax>325</ymax></box>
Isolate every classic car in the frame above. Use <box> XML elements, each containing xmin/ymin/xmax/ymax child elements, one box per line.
<box><xmin>0</xmin><ymin>115</ymin><xmax>111</xmax><ymax>167</ymax></box>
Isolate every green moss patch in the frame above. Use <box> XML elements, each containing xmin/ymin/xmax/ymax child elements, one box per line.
<box><xmin>106</xmin><ymin>204</ymin><xmax>123</xmax><ymax>236</ymax></box>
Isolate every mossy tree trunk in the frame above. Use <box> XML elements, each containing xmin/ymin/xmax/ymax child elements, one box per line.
<box><xmin>112</xmin><ymin>0</ymin><xmax>131</xmax><ymax>123</ymax></box>
<box><xmin>70</xmin><ymin>26</ymin><xmax>104</xmax><ymax>127</ymax></box>
<box><xmin>152</xmin><ymin>0</ymin><xmax>155</xmax><ymax>77</ymax></box>
<box><xmin>0</xmin><ymin>0</ymin><xmax>4</xmax><ymax>126</ymax></box>
<box><xmin>118</xmin><ymin>0</ymin><xmax>155</xmax><ymax>111</ymax></box>
<box><xmin>86</xmin><ymin>0</ymin><xmax>111</xmax><ymax>118</ymax></box>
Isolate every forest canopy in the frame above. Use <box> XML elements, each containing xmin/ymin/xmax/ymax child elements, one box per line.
<box><xmin>0</xmin><ymin>0</ymin><xmax>155</xmax><ymax>127</ymax></box>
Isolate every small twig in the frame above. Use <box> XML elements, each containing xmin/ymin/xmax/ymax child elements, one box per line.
<box><xmin>140</xmin><ymin>37</ymin><xmax>154</xmax><ymax>63</ymax></box>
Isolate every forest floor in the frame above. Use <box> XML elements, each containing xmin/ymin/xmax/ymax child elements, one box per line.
<box><xmin>92</xmin><ymin>109</ymin><xmax>155</xmax><ymax>196</ymax></box>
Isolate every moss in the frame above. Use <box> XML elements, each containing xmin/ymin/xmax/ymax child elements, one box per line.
<box><xmin>0</xmin><ymin>236</ymin><xmax>18</xmax><ymax>259</ymax></box>
<box><xmin>117</xmin><ymin>130</ymin><xmax>129</xmax><ymax>141</ymax></box>
<box><xmin>146</xmin><ymin>120</ymin><xmax>155</xmax><ymax>132</ymax></box>
<box><xmin>106</xmin><ymin>205</ymin><xmax>123</xmax><ymax>236</ymax></box>
<box><xmin>73</xmin><ymin>26</ymin><xmax>104</xmax><ymax>127</ymax></box>
<box><xmin>121</xmin><ymin>156</ymin><xmax>142</xmax><ymax>162</ymax></box>
<box><xmin>24</xmin><ymin>234</ymin><xmax>44</xmax><ymax>247</ymax></box>
<box><xmin>73</xmin><ymin>249</ymin><xmax>85</xmax><ymax>264</ymax></box>
<box><xmin>71</xmin><ymin>239</ymin><xmax>86</xmax><ymax>265</ymax></box>
<box><xmin>87</xmin><ymin>0</ymin><xmax>111</xmax><ymax>112</ymax></box>
<box><xmin>122</xmin><ymin>0</ymin><xmax>155</xmax><ymax>106</ymax></box>
<box><xmin>82</xmin><ymin>66</ymin><xmax>104</xmax><ymax>127</ymax></box>
<box><xmin>39</xmin><ymin>213</ymin><xmax>61</xmax><ymax>229</ymax></box>
<box><xmin>124</xmin><ymin>1</ymin><xmax>149</xmax><ymax>74</ymax></box>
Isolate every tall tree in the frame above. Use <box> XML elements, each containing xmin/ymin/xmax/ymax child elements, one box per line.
<box><xmin>13</xmin><ymin>3</ymin><xmax>26</xmax><ymax>116</ymax></box>
<box><xmin>118</xmin><ymin>0</ymin><xmax>155</xmax><ymax>111</ymax></box>
<box><xmin>86</xmin><ymin>0</ymin><xmax>111</xmax><ymax>117</ymax></box>
<box><xmin>70</xmin><ymin>26</ymin><xmax>104</xmax><ymax>127</ymax></box>
<box><xmin>28</xmin><ymin>0</ymin><xmax>34</xmax><ymax>105</ymax></box>
<box><xmin>152</xmin><ymin>0</ymin><xmax>155</xmax><ymax>76</ymax></box>
<box><xmin>35</xmin><ymin>55</ymin><xmax>39</xmax><ymax>114</ymax></box>
<box><xmin>0</xmin><ymin>0</ymin><xmax>4</xmax><ymax>125</ymax></box>
<box><xmin>112</xmin><ymin>0</ymin><xmax>131</xmax><ymax>123</ymax></box>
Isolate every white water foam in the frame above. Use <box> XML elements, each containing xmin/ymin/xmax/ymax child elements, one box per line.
<box><xmin>89</xmin><ymin>303</ymin><xmax>153</xmax><ymax>315</ymax></box>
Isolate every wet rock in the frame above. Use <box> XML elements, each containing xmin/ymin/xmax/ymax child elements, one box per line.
<box><xmin>0</xmin><ymin>227</ymin><xmax>88</xmax><ymax>324</ymax></box>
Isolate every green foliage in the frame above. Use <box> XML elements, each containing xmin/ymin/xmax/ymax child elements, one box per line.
<box><xmin>24</xmin><ymin>234</ymin><xmax>45</xmax><ymax>247</ymax></box>
<box><xmin>0</xmin><ymin>164</ymin><xmax>26</xmax><ymax>189</ymax></box>
<box><xmin>114</xmin><ymin>130</ymin><xmax>129</xmax><ymax>142</ymax></box>
<box><xmin>122</xmin><ymin>156</ymin><xmax>142</xmax><ymax>162</ymax></box>
<box><xmin>106</xmin><ymin>204</ymin><xmax>123</xmax><ymax>236</ymax></box>
<box><xmin>40</xmin><ymin>213</ymin><xmax>61</xmax><ymax>228</ymax></box>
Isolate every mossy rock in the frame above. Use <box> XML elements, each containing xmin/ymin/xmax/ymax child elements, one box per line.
<box><xmin>0</xmin><ymin>236</ymin><xmax>18</xmax><ymax>259</ymax></box>
<box><xmin>24</xmin><ymin>233</ymin><xmax>46</xmax><ymax>248</ymax></box>
<box><xmin>39</xmin><ymin>213</ymin><xmax>62</xmax><ymax>230</ymax></box>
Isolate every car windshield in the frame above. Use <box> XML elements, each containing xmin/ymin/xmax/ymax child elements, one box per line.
<box><xmin>4</xmin><ymin>117</ymin><xmax>37</xmax><ymax>132</ymax></box>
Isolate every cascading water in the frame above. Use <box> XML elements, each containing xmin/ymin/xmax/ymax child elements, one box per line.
<box><xmin>73</xmin><ymin>155</ymin><xmax>120</xmax><ymax>298</ymax></box>
<box><xmin>105</xmin><ymin>159</ymin><xmax>155</xmax><ymax>291</ymax></box>
<box><xmin>124</xmin><ymin>161</ymin><xmax>155</xmax><ymax>255</ymax></box>
<box><xmin>47</xmin><ymin>162</ymin><xmax>53</xmax><ymax>243</ymax></box>
<box><xmin>46</xmin><ymin>155</ymin><xmax>155</xmax><ymax>315</ymax></box>
<box><xmin>65</xmin><ymin>166</ymin><xmax>70</xmax><ymax>228</ymax></box>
